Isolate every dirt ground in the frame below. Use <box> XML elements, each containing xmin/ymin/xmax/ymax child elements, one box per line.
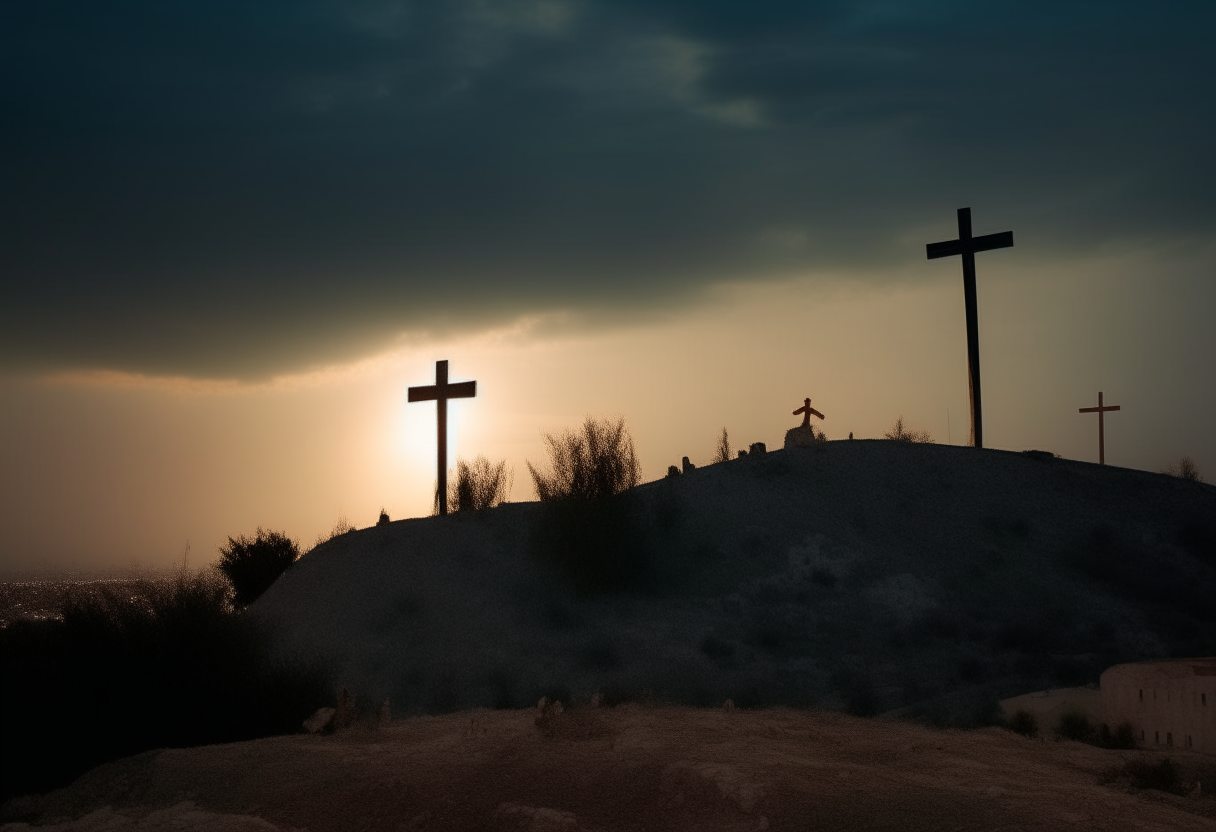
<box><xmin>4</xmin><ymin>706</ymin><xmax>1215</xmax><ymax>832</ymax></box>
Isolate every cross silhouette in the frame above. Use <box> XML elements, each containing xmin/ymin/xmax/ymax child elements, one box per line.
<box><xmin>1079</xmin><ymin>391</ymin><xmax>1120</xmax><ymax>465</ymax></box>
<box><xmin>408</xmin><ymin>360</ymin><xmax>477</xmax><ymax>516</ymax></box>
<box><xmin>927</xmin><ymin>207</ymin><xmax>1014</xmax><ymax>449</ymax></box>
<box><xmin>792</xmin><ymin>397</ymin><xmax>825</xmax><ymax>428</ymax></box>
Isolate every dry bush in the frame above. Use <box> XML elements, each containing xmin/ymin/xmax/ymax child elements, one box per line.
<box><xmin>527</xmin><ymin>416</ymin><xmax>640</xmax><ymax>502</ymax></box>
<box><xmin>713</xmin><ymin>427</ymin><xmax>732</xmax><ymax>464</ymax></box>
<box><xmin>883</xmin><ymin>416</ymin><xmax>934</xmax><ymax>443</ymax></box>
<box><xmin>217</xmin><ymin>527</ymin><xmax>301</xmax><ymax>607</ymax></box>
<box><xmin>439</xmin><ymin>455</ymin><xmax>513</xmax><ymax>513</ymax></box>
<box><xmin>311</xmin><ymin>514</ymin><xmax>356</xmax><ymax>550</ymax></box>
<box><xmin>1162</xmin><ymin>456</ymin><xmax>1204</xmax><ymax>482</ymax></box>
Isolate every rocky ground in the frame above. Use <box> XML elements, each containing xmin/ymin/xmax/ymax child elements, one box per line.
<box><xmin>4</xmin><ymin>705</ymin><xmax>1215</xmax><ymax>831</ymax></box>
<box><xmin>251</xmin><ymin>440</ymin><xmax>1216</xmax><ymax>725</ymax></box>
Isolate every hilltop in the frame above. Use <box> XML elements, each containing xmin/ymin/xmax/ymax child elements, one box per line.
<box><xmin>254</xmin><ymin>440</ymin><xmax>1216</xmax><ymax>726</ymax></box>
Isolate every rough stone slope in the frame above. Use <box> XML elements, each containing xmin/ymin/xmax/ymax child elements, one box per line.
<box><xmin>253</xmin><ymin>441</ymin><xmax>1216</xmax><ymax>725</ymax></box>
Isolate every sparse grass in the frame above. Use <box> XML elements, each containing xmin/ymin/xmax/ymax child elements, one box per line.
<box><xmin>216</xmin><ymin>527</ymin><xmax>300</xmax><ymax>608</ymax></box>
<box><xmin>1162</xmin><ymin>455</ymin><xmax>1205</xmax><ymax>482</ymax></box>
<box><xmin>314</xmin><ymin>514</ymin><xmax>356</xmax><ymax>549</ymax></box>
<box><xmin>527</xmin><ymin>416</ymin><xmax>640</xmax><ymax>502</ymax></box>
<box><xmin>713</xmin><ymin>428</ymin><xmax>732</xmax><ymax>464</ymax></box>
<box><xmin>0</xmin><ymin>567</ymin><xmax>332</xmax><ymax>801</ymax></box>
<box><xmin>438</xmin><ymin>456</ymin><xmax>513</xmax><ymax>513</ymax></box>
<box><xmin>883</xmin><ymin>416</ymin><xmax>934</xmax><ymax>443</ymax></box>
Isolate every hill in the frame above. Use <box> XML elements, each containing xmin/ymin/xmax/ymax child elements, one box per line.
<box><xmin>254</xmin><ymin>440</ymin><xmax>1216</xmax><ymax>726</ymax></box>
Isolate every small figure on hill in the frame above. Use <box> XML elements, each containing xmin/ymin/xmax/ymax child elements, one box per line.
<box><xmin>786</xmin><ymin>397</ymin><xmax>827</xmax><ymax>449</ymax></box>
<box><xmin>793</xmin><ymin>397</ymin><xmax>825</xmax><ymax>428</ymax></box>
<box><xmin>666</xmin><ymin>465</ymin><xmax>681</xmax><ymax>478</ymax></box>
<box><xmin>682</xmin><ymin>456</ymin><xmax>696</xmax><ymax>473</ymax></box>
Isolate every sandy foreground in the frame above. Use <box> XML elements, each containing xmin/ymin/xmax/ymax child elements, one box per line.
<box><xmin>4</xmin><ymin>706</ymin><xmax>1215</xmax><ymax>832</ymax></box>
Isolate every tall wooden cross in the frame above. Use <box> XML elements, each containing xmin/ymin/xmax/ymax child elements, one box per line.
<box><xmin>792</xmin><ymin>397</ymin><xmax>825</xmax><ymax>428</ymax></box>
<box><xmin>408</xmin><ymin>360</ymin><xmax>476</xmax><ymax>516</ymax></box>
<box><xmin>1078</xmin><ymin>391</ymin><xmax>1120</xmax><ymax>465</ymax></box>
<box><xmin>926</xmin><ymin>207</ymin><xmax>1013</xmax><ymax>449</ymax></box>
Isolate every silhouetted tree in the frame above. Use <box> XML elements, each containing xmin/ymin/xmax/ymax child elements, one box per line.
<box><xmin>217</xmin><ymin>527</ymin><xmax>300</xmax><ymax>607</ymax></box>
<box><xmin>528</xmin><ymin>416</ymin><xmax>640</xmax><ymax>501</ymax></box>
<box><xmin>883</xmin><ymin>416</ymin><xmax>934</xmax><ymax>444</ymax></box>
<box><xmin>1163</xmin><ymin>456</ymin><xmax>1204</xmax><ymax>482</ymax></box>
<box><xmin>713</xmin><ymin>427</ymin><xmax>732</xmax><ymax>463</ymax></box>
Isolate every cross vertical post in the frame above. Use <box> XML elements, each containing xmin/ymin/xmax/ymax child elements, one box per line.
<box><xmin>1079</xmin><ymin>391</ymin><xmax>1120</xmax><ymax>465</ymax></box>
<box><xmin>926</xmin><ymin>207</ymin><xmax>1014</xmax><ymax>449</ymax></box>
<box><xmin>408</xmin><ymin>360</ymin><xmax>477</xmax><ymax>515</ymax></box>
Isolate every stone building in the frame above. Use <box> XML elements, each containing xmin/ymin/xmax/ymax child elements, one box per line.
<box><xmin>1100</xmin><ymin>658</ymin><xmax>1216</xmax><ymax>754</ymax></box>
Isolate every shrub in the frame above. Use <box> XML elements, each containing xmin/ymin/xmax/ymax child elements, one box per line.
<box><xmin>527</xmin><ymin>416</ymin><xmax>640</xmax><ymax>502</ymax></box>
<box><xmin>1108</xmin><ymin>757</ymin><xmax>1182</xmax><ymax>793</ymax></box>
<box><xmin>216</xmin><ymin>527</ymin><xmax>300</xmax><ymax>607</ymax></box>
<box><xmin>713</xmin><ymin>428</ymin><xmax>732</xmax><ymax>464</ymax></box>
<box><xmin>377</xmin><ymin>508</ymin><xmax>391</xmax><ymax>526</ymax></box>
<box><xmin>1007</xmin><ymin>709</ymin><xmax>1037</xmax><ymax>737</ymax></box>
<box><xmin>1096</xmin><ymin>721</ymin><xmax>1137</xmax><ymax>749</ymax></box>
<box><xmin>1162</xmin><ymin>456</ymin><xmax>1204</xmax><ymax>482</ymax></box>
<box><xmin>0</xmin><ymin>568</ymin><xmax>331</xmax><ymax>801</ymax></box>
<box><xmin>883</xmin><ymin>416</ymin><xmax>934</xmax><ymax>443</ymax></box>
<box><xmin>1055</xmin><ymin>710</ymin><xmax>1091</xmax><ymax>741</ymax></box>
<box><xmin>437</xmin><ymin>456</ymin><xmax>513</xmax><ymax>513</ymax></box>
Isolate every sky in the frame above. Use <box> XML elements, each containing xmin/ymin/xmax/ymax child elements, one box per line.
<box><xmin>2</xmin><ymin>0</ymin><xmax>1213</xmax><ymax>574</ymax></box>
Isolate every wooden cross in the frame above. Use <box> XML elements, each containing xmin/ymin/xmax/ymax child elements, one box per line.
<box><xmin>792</xmin><ymin>397</ymin><xmax>825</xmax><ymax>428</ymax></box>
<box><xmin>926</xmin><ymin>207</ymin><xmax>1013</xmax><ymax>449</ymax></box>
<box><xmin>408</xmin><ymin>360</ymin><xmax>476</xmax><ymax>516</ymax></box>
<box><xmin>1078</xmin><ymin>391</ymin><xmax>1120</xmax><ymax>465</ymax></box>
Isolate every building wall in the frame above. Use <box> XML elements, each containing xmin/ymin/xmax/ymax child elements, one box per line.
<box><xmin>1100</xmin><ymin>660</ymin><xmax>1216</xmax><ymax>755</ymax></box>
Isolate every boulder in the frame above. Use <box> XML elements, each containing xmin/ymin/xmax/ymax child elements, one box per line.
<box><xmin>303</xmin><ymin>707</ymin><xmax>336</xmax><ymax>734</ymax></box>
<box><xmin>784</xmin><ymin>425</ymin><xmax>821</xmax><ymax>449</ymax></box>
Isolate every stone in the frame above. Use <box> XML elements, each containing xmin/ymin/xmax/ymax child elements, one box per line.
<box><xmin>682</xmin><ymin>456</ymin><xmax>695</xmax><ymax>473</ymax></box>
<box><xmin>784</xmin><ymin>424</ymin><xmax>821</xmax><ymax>449</ymax></box>
<box><xmin>748</xmin><ymin>442</ymin><xmax>766</xmax><ymax>456</ymax></box>
<box><xmin>303</xmin><ymin>707</ymin><xmax>336</xmax><ymax>734</ymax></box>
<box><xmin>666</xmin><ymin>465</ymin><xmax>680</xmax><ymax>478</ymax></box>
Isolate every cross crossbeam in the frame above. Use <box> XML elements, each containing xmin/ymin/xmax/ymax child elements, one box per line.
<box><xmin>1079</xmin><ymin>391</ymin><xmax>1120</xmax><ymax>465</ymax></box>
<box><xmin>792</xmin><ymin>397</ymin><xmax>825</xmax><ymax>428</ymax></box>
<box><xmin>408</xmin><ymin>360</ymin><xmax>476</xmax><ymax>515</ymax></box>
<box><xmin>926</xmin><ymin>207</ymin><xmax>1013</xmax><ymax>449</ymax></box>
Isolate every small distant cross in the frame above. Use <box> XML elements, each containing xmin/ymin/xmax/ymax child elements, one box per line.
<box><xmin>1078</xmin><ymin>391</ymin><xmax>1120</xmax><ymax>465</ymax></box>
<box><xmin>408</xmin><ymin>360</ymin><xmax>476</xmax><ymax>516</ymax></box>
<box><xmin>792</xmin><ymin>398</ymin><xmax>825</xmax><ymax>428</ymax></box>
<box><xmin>927</xmin><ymin>207</ymin><xmax>1014</xmax><ymax>449</ymax></box>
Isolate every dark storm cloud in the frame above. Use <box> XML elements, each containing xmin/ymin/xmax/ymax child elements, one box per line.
<box><xmin>2</xmin><ymin>0</ymin><xmax>1213</xmax><ymax>376</ymax></box>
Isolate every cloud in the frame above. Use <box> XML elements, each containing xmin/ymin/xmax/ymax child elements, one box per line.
<box><xmin>2</xmin><ymin>0</ymin><xmax>1213</xmax><ymax>377</ymax></box>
